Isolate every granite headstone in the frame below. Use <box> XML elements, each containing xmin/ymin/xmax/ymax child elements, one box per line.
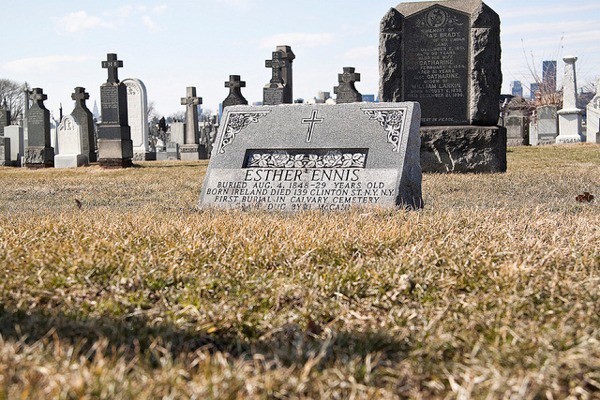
<box><xmin>24</xmin><ymin>88</ymin><xmax>54</xmax><ymax>168</ymax></box>
<box><xmin>97</xmin><ymin>53</ymin><xmax>133</xmax><ymax>168</ymax></box>
<box><xmin>223</xmin><ymin>75</ymin><xmax>249</xmax><ymax>109</ymax></box>
<box><xmin>180</xmin><ymin>87</ymin><xmax>207</xmax><ymax>160</ymax></box>
<box><xmin>380</xmin><ymin>0</ymin><xmax>506</xmax><ymax>173</ymax></box>
<box><xmin>70</xmin><ymin>87</ymin><xmax>97</xmax><ymax>163</ymax></box>
<box><xmin>0</xmin><ymin>108</ymin><xmax>10</xmax><ymax>136</ymax></box>
<box><xmin>535</xmin><ymin>105</ymin><xmax>558</xmax><ymax>145</ymax></box>
<box><xmin>199</xmin><ymin>102</ymin><xmax>423</xmax><ymax>211</ymax></box>
<box><xmin>585</xmin><ymin>78</ymin><xmax>600</xmax><ymax>143</ymax></box>
<box><xmin>263</xmin><ymin>51</ymin><xmax>287</xmax><ymax>106</ymax></box>
<box><xmin>334</xmin><ymin>67</ymin><xmax>363</xmax><ymax>104</ymax></box>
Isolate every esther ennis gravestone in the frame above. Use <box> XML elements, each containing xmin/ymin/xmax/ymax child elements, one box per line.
<box><xmin>199</xmin><ymin>102</ymin><xmax>423</xmax><ymax>211</ymax></box>
<box><xmin>380</xmin><ymin>0</ymin><xmax>506</xmax><ymax>173</ymax></box>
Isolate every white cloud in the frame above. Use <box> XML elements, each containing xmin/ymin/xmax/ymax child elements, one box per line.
<box><xmin>152</xmin><ymin>4</ymin><xmax>168</xmax><ymax>14</ymax></box>
<box><xmin>215</xmin><ymin>0</ymin><xmax>253</xmax><ymax>7</ymax></box>
<box><xmin>497</xmin><ymin>3</ymin><xmax>600</xmax><ymax>19</ymax></box>
<box><xmin>55</xmin><ymin>11</ymin><xmax>112</xmax><ymax>34</ymax></box>
<box><xmin>142</xmin><ymin>16</ymin><xmax>159</xmax><ymax>32</ymax></box>
<box><xmin>259</xmin><ymin>33</ymin><xmax>335</xmax><ymax>49</ymax></box>
<box><xmin>4</xmin><ymin>55</ymin><xmax>94</xmax><ymax>73</ymax></box>
<box><xmin>344</xmin><ymin>46</ymin><xmax>378</xmax><ymax>60</ymax></box>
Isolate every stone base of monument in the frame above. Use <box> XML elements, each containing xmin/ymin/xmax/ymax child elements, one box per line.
<box><xmin>98</xmin><ymin>138</ymin><xmax>133</xmax><ymax>168</ymax></box>
<box><xmin>55</xmin><ymin>154</ymin><xmax>89</xmax><ymax>169</ymax></box>
<box><xmin>180</xmin><ymin>144</ymin><xmax>208</xmax><ymax>161</ymax></box>
<box><xmin>24</xmin><ymin>146</ymin><xmax>54</xmax><ymax>169</ymax></box>
<box><xmin>133</xmin><ymin>151</ymin><xmax>157</xmax><ymax>161</ymax></box>
<box><xmin>556</xmin><ymin>110</ymin><xmax>582</xmax><ymax>144</ymax></box>
<box><xmin>420</xmin><ymin>126</ymin><xmax>507</xmax><ymax>173</ymax></box>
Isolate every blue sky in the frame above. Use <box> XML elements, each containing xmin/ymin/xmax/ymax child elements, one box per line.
<box><xmin>2</xmin><ymin>0</ymin><xmax>599</xmax><ymax>118</ymax></box>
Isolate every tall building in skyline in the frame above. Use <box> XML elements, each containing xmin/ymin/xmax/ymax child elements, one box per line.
<box><xmin>510</xmin><ymin>80</ymin><xmax>523</xmax><ymax>97</ymax></box>
<box><xmin>542</xmin><ymin>60</ymin><xmax>557</xmax><ymax>93</ymax></box>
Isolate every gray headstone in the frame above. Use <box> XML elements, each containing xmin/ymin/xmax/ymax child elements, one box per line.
<box><xmin>334</xmin><ymin>67</ymin><xmax>363</xmax><ymax>104</ymax></box>
<box><xmin>199</xmin><ymin>102</ymin><xmax>423</xmax><ymax>211</ymax></box>
<box><xmin>97</xmin><ymin>53</ymin><xmax>133</xmax><ymax>168</ymax></box>
<box><xmin>263</xmin><ymin>51</ymin><xmax>287</xmax><ymax>105</ymax></box>
<box><xmin>0</xmin><ymin>108</ymin><xmax>10</xmax><ymax>136</ymax></box>
<box><xmin>506</xmin><ymin>115</ymin><xmax>529</xmax><ymax>146</ymax></box>
<box><xmin>276</xmin><ymin>45</ymin><xmax>295</xmax><ymax>104</ymax></box>
<box><xmin>223</xmin><ymin>75</ymin><xmax>248</xmax><ymax>109</ymax></box>
<box><xmin>70</xmin><ymin>87</ymin><xmax>97</xmax><ymax>162</ymax></box>
<box><xmin>170</xmin><ymin>122</ymin><xmax>185</xmax><ymax>146</ymax></box>
<box><xmin>379</xmin><ymin>0</ymin><xmax>501</xmax><ymax>126</ymax></box>
<box><xmin>536</xmin><ymin>105</ymin><xmax>558</xmax><ymax>145</ymax></box>
<box><xmin>180</xmin><ymin>87</ymin><xmax>207</xmax><ymax>161</ymax></box>
<box><xmin>25</xmin><ymin>88</ymin><xmax>54</xmax><ymax>168</ymax></box>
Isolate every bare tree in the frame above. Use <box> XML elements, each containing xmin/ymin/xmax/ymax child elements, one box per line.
<box><xmin>0</xmin><ymin>79</ymin><xmax>27</xmax><ymax>124</ymax></box>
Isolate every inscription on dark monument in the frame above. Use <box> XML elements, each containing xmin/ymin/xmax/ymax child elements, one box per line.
<box><xmin>101</xmin><ymin>86</ymin><xmax>120</xmax><ymax>125</ymax></box>
<box><xmin>404</xmin><ymin>6</ymin><xmax>470</xmax><ymax>125</ymax></box>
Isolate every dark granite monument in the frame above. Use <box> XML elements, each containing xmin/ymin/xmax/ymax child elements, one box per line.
<box><xmin>24</xmin><ymin>88</ymin><xmax>54</xmax><ymax>168</ymax></box>
<box><xmin>97</xmin><ymin>53</ymin><xmax>133</xmax><ymax>168</ymax></box>
<box><xmin>223</xmin><ymin>75</ymin><xmax>248</xmax><ymax>109</ymax></box>
<box><xmin>180</xmin><ymin>87</ymin><xmax>207</xmax><ymax>160</ymax></box>
<box><xmin>275</xmin><ymin>45</ymin><xmax>295</xmax><ymax>104</ymax></box>
<box><xmin>264</xmin><ymin>51</ymin><xmax>288</xmax><ymax>106</ymax></box>
<box><xmin>0</xmin><ymin>108</ymin><xmax>10</xmax><ymax>166</ymax></box>
<box><xmin>70</xmin><ymin>87</ymin><xmax>97</xmax><ymax>162</ymax></box>
<box><xmin>334</xmin><ymin>67</ymin><xmax>363</xmax><ymax>104</ymax></box>
<box><xmin>199</xmin><ymin>102</ymin><xmax>423</xmax><ymax>211</ymax></box>
<box><xmin>380</xmin><ymin>0</ymin><xmax>506</xmax><ymax>173</ymax></box>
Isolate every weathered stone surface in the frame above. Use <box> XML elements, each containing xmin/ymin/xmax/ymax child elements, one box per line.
<box><xmin>25</xmin><ymin>88</ymin><xmax>54</xmax><ymax>168</ymax></box>
<box><xmin>420</xmin><ymin>125</ymin><xmax>506</xmax><ymax>173</ymax></box>
<box><xmin>55</xmin><ymin>115</ymin><xmax>89</xmax><ymax>168</ymax></box>
<box><xmin>585</xmin><ymin>78</ymin><xmax>600</xmax><ymax>142</ymax></box>
<box><xmin>379</xmin><ymin>0</ymin><xmax>502</xmax><ymax>126</ymax></box>
<box><xmin>334</xmin><ymin>67</ymin><xmax>362</xmax><ymax>104</ymax></box>
<box><xmin>0</xmin><ymin>137</ymin><xmax>11</xmax><ymax>166</ymax></box>
<box><xmin>557</xmin><ymin>56</ymin><xmax>582</xmax><ymax>144</ymax></box>
<box><xmin>199</xmin><ymin>102</ymin><xmax>423</xmax><ymax>211</ymax></box>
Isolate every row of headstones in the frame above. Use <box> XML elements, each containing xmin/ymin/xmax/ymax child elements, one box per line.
<box><xmin>504</xmin><ymin>58</ymin><xmax>600</xmax><ymax>146</ymax></box>
<box><xmin>0</xmin><ymin>87</ymin><xmax>95</xmax><ymax>168</ymax></box>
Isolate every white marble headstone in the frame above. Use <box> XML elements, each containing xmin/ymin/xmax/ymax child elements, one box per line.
<box><xmin>123</xmin><ymin>78</ymin><xmax>150</xmax><ymax>157</ymax></box>
<box><xmin>55</xmin><ymin>115</ymin><xmax>89</xmax><ymax>168</ymax></box>
<box><xmin>586</xmin><ymin>78</ymin><xmax>600</xmax><ymax>142</ymax></box>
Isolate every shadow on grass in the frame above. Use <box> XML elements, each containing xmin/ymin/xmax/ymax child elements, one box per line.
<box><xmin>0</xmin><ymin>304</ymin><xmax>410</xmax><ymax>368</ymax></box>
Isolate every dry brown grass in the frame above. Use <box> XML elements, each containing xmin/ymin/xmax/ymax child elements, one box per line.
<box><xmin>0</xmin><ymin>144</ymin><xmax>599</xmax><ymax>399</ymax></box>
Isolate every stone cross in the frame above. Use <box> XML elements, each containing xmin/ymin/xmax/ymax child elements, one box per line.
<box><xmin>30</xmin><ymin>88</ymin><xmax>48</xmax><ymax>104</ymax></box>
<box><xmin>223</xmin><ymin>75</ymin><xmax>248</xmax><ymax>108</ymax></box>
<box><xmin>71</xmin><ymin>87</ymin><xmax>90</xmax><ymax>106</ymax></box>
<box><xmin>334</xmin><ymin>67</ymin><xmax>363</xmax><ymax>104</ymax></box>
<box><xmin>265</xmin><ymin>51</ymin><xmax>286</xmax><ymax>85</ymax></box>
<box><xmin>102</xmin><ymin>53</ymin><xmax>124</xmax><ymax>84</ymax></box>
<box><xmin>181</xmin><ymin>87</ymin><xmax>202</xmax><ymax>145</ymax></box>
<box><xmin>301</xmin><ymin>110</ymin><xmax>324</xmax><ymax>143</ymax></box>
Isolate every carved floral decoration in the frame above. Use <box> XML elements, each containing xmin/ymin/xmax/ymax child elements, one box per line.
<box><xmin>247</xmin><ymin>150</ymin><xmax>366</xmax><ymax>169</ymax></box>
<box><xmin>218</xmin><ymin>111</ymin><xmax>271</xmax><ymax>154</ymax></box>
<box><xmin>361</xmin><ymin>108</ymin><xmax>406</xmax><ymax>152</ymax></box>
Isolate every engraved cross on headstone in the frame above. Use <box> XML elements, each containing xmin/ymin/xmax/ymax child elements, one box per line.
<box><xmin>265</xmin><ymin>51</ymin><xmax>286</xmax><ymax>85</ymax></box>
<box><xmin>301</xmin><ymin>110</ymin><xmax>324</xmax><ymax>143</ymax></box>
<box><xmin>71</xmin><ymin>87</ymin><xmax>90</xmax><ymax>106</ymax></box>
<box><xmin>180</xmin><ymin>88</ymin><xmax>203</xmax><ymax>108</ymax></box>
<box><xmin>30</xmin><ymin>88</ymin><xmax>47</xmax><ymax>104</ymax></box>
<box><xmin>102</xmin><ymin>53</ymin><xmax>124</xmax><ymax>84</ymax></box>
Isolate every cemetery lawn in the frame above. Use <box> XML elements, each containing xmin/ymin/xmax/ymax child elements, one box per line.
<box><xmin>1</xmin><ymin>145</ymin><xmax>599</xmax><ymax>399</ymax></box>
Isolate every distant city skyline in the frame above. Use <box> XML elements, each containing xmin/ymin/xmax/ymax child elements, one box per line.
<box><xmin>2</xmin><ymin>0</ymin><xmax>599</xmax><ymax>118</ymax></box>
